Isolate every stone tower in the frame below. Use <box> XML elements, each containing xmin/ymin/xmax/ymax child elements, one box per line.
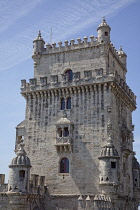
<box><xmin>0</xmin><ymin>18</ymin><xmax>140</xmax><ymax>210</ymax></box>
<box><xmin>8</xmin><ymin>140</ymin><xmax>31</xmax><ymax>193</ymax></box>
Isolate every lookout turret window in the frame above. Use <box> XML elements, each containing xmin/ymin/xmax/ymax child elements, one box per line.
<box><xmin>19</xmin><ymin>170</ymin><xmax>25</xmax><ymax>178</ymax></box>
<box><xmin>105</xmin><ymin>31</ymin><xmax>108</xmax><ymax>36</ymax></box>
<box><xmin>111</xmin><ymin>161</ymin><xmax>116</xmax><ymax>168</ymax></box>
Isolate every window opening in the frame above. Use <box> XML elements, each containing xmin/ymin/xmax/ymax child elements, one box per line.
<box><xmin>66</xmin><ymin>70</ymin><xmax>73</xmax><ymax>81</ymax></box>
<box><xmin>105</xmin><ymin>31</ymin><xmax>108</xmax><ymax>36</ymax></box>
<box><xmin>60</xmin><ymin>158</ymin><xmax>69</xmax><ymax>173</ymax></box>
<box><xmin>17</xmin><ymin>136</ymin><xmax>24</xmax><ymax>144</ymax></box>
<box><xmin>61</xmin><ymin>98</ymin><xmax>65</xmax><ymax>110</ymax></box>
<box><xmin>58</xmin><ymin>128</ymin><xmax>62</xmax><ymax>137</ymax></box>
<box><xmin>19</xmin><ymin>170</ymin><xmax>25</xmax><ymax>178</ymax></box>
<box><xmin>63</xmin><ymin>127</ymin><xmax>69</xmax><ymax>137</ymax></box>
<box><xmin>111</xmin><ymin>161</ymin><xmax>116</xmax><ymax>168</ymax></box>
<box><xmin>66</xmin><ymin>97</ymin><xmax>71</xmax><ymax>109</ymax></box>
<box><xmin>106</xmin><ymin>177</ymin><xmax>109</xmax><ymax>181</ymax></box>
<box><xmin>123</xmin><ymin>162</ymin><xmax>126</xmax><ymax>177</ymax></box>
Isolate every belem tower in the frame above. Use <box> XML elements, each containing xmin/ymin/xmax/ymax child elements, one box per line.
<box><xmin>0</xmin><ymin>18</ymin><xmax>140</xmax><ymax>210</ymax></box>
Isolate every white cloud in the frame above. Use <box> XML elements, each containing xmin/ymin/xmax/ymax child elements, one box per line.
<box><xmin>0</xmin><ymin>0</ymin><xmax>137</xmax><ymax>71</ymax></box>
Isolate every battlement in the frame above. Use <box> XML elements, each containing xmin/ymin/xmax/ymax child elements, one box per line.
<box><xmin>20</xmin><ymin>71</ymin><xmax>136</xmax><ymax>105</ymax></box>
<box><xmin>0</xmin><ymin>174</ymin><xmax>8</xmax><ymax>193</ymax></box>
<box><xmin>29</xmin><ymin>174</ymin><xmax>48</xmax><ymax>195</ymax></box>
<box><xmin>109</xmin><ymin>42</ymin><xmax>127</xmax><ymax>69</ymax></box>
<box><xmin>114</xmin><ymin>71</ymin><xmax>136</xmax><ymax>102</ymax></box>
<box><xmin>33</xmin><ymin>35</ymin><xmax>98</xmax><ymax>56</ymax></box>
<box><xmin>33</xmin><ymin>37</ymin><xmax>127</xmax><ymax>72</ymax></box>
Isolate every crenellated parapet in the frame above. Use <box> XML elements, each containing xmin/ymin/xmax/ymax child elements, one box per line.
<box><xmin>114</xmin><ymin>71</ymin><xmax>136</xmax><ymax>102</ymax></box>
<box><xmin>20</xmin><ymin>72</ymin><xmax>136</xmax><ymax>107</ymax></box>
<box><xmin>33</xmin><ymin>35</ymin><xmax>98</xmax><ymax>57</ymax></box>
<box><xmin>109</xmin><ymin>42</ymin><xmax>127</xmax><ymax>70</ymax></box>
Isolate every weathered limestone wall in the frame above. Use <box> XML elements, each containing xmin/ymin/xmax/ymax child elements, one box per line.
<box><xmin>33</xmin><ymin>45</ymin><xmax>106</xmax><ymax>80</ymax></box>
<box><xmin>23</xmin><ymin>83</ymin><xmax>112</xmax><ymax>195</ymax></box>
<box><xmin>110</xmin><ymin>86</ymin><xmax>134</xmax><ymax>198</ymax></box>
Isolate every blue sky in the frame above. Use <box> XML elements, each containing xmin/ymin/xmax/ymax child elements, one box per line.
<box><xmin>0</xmin><ymin>0</ymin><xmax>140</xmax><ymax>182</ymax></box>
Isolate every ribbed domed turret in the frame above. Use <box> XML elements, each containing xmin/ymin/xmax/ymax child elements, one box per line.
<box><xmin>100</xmin><ymin>136</ymin><xmax>119</xmax><ymax>158</ymax></box>
<box><xmin>118</xmin><ymin>46</ymin><xmax>127</xmax><ymax>67</ymax></box>
<box><xmin>11</xmin><ymin>155</ymin><xmax>31</xmax><ymax>166</ymax></box>
<box><xmin>97</xmin><ymin>17</ymin><xmax>111</xmax><ymax>31</ymax></box>
<box><xmin>33</xmin><ymin>30</ymin><xmax>44</xmax><ymax>42</ymax></box>
<box><xmin>118</xmin><ymin>46</ymin><xmax>126</xmax><ymax>56</ymax></box>
<box><xmin>8</xmin><ymin>140</ymin><xmax>31</xmax><ymax>193</ymax></box>
<box><xmin>97</xmin><ymin>17</ymin><xmax>111</xmax><ymax>44</ymax></box>
<box><xmin>10</xmin><ymin>141</ymin><xmax>31</xmax><ymax>167</ymax></box>
<box><xmin>99</xmin><ymin>136</ymin><xmax>120</xmax><ymax>186</ymax></box>
<box><xmin>33</xmin><ymin>30</ymin><xmax>45</xmax><ymax>55</ymax></box>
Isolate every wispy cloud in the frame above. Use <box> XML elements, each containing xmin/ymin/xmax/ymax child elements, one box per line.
<box><xmin>0</xmin><ymin>0</ymin><xmax>137</xmax><ymax>71</ymax></box>
<box><xmin>0</xmin><ymin>0</ymin><xmax>42</xmax><ymax>33</ymax></box>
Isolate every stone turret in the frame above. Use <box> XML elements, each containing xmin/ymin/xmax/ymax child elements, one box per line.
<box><xmin>97</xmin><ymin>17</ymin><xmax>111</xmax><ymax>44</ymax></box>
<box><xmin>99</xmin><ymin>135</ymin><xmax>120</xmax><ymax>185</ymax></box>
<box><xmin>118</xmin><ymin>46</ymin><xmax>127</xmax><ymax>67</ymax></box>
<box><xmin>33</xmin><ymin>30</ymin><xmax>45</xmax><ymax>54</ymax></box>
<box><xmin>8</xmin><ymin>140</ymin><xmax>31</xmax><ymax>193</ymax></box>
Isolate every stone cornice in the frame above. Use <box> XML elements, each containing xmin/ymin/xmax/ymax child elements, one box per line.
<box><xmin>111</xmin><ymin>82</ymin><xmax>136</xmax><ymax>111</ymax></box>
<box><xmin>21</xmin><ymin>76</ymin><xmax>136</xmax><ymax>111</ymax></box>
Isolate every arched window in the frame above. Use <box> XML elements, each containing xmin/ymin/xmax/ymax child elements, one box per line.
<box><xmin>63</xmin><ymin>127</ymin><xmax>69</xmax><ymax>137</ymax></box>
<box><xmin>19</xmin><ymin>170</ymin><xmax>25</xmax><ymax>178</ymax></box>
<box><xmin>60</xmin><ymin>158</ymin><xmax>69</xmax><ymax>173</ymax></box>
<box><xmin>65</xmin><ymin>70</ymin><xmax>73</xmax><ymax>81</ymax></box>
<box><xmin>61</xmin><ymin>98</ymin><xmax>65</xmax><ymax>110</ymax></box>
<box><xmin>66</xmin><ymin>97</ymin><xmax>71</xmax><ymax>109</ymax></box>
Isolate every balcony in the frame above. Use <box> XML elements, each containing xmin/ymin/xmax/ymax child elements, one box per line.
<box><xmin>55</xmin><ymin>137</ymin><xmax>72</xmax><ymax>152</ymax></box>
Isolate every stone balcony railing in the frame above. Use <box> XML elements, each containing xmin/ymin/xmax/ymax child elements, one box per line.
<box><xmin>55</xmin><ymin>136</ymin><xmax>72</xmax><ymax>145</ymax></box>
<box><xmin>55</xmin><ymin>137</ymin><xmax>72</xmax><ymax>153</ymax></box>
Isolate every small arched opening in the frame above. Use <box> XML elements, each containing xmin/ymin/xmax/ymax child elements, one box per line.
<box><xmin>61</xmin><ymin>98</ymin><xmax>65</xmax><ymax>110</ymax></box>
<box><xmin>66</xmin><ymin>97</ymin><xmax>71</xmax><ymax>109</ymax></box>
<box><xmin>60</xmin><ymin>158</ymin><xmax>69</xmax><ymax>173</ymax></box>
<box><xmin>105</xmin><ymin>31</ymin><xmax>108</xmax><ymax>36</ymax></box>
<box><xmin>65</xmin><ymin>70</ymin><xmax>73</xmax><ymax>81</ymax></box>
